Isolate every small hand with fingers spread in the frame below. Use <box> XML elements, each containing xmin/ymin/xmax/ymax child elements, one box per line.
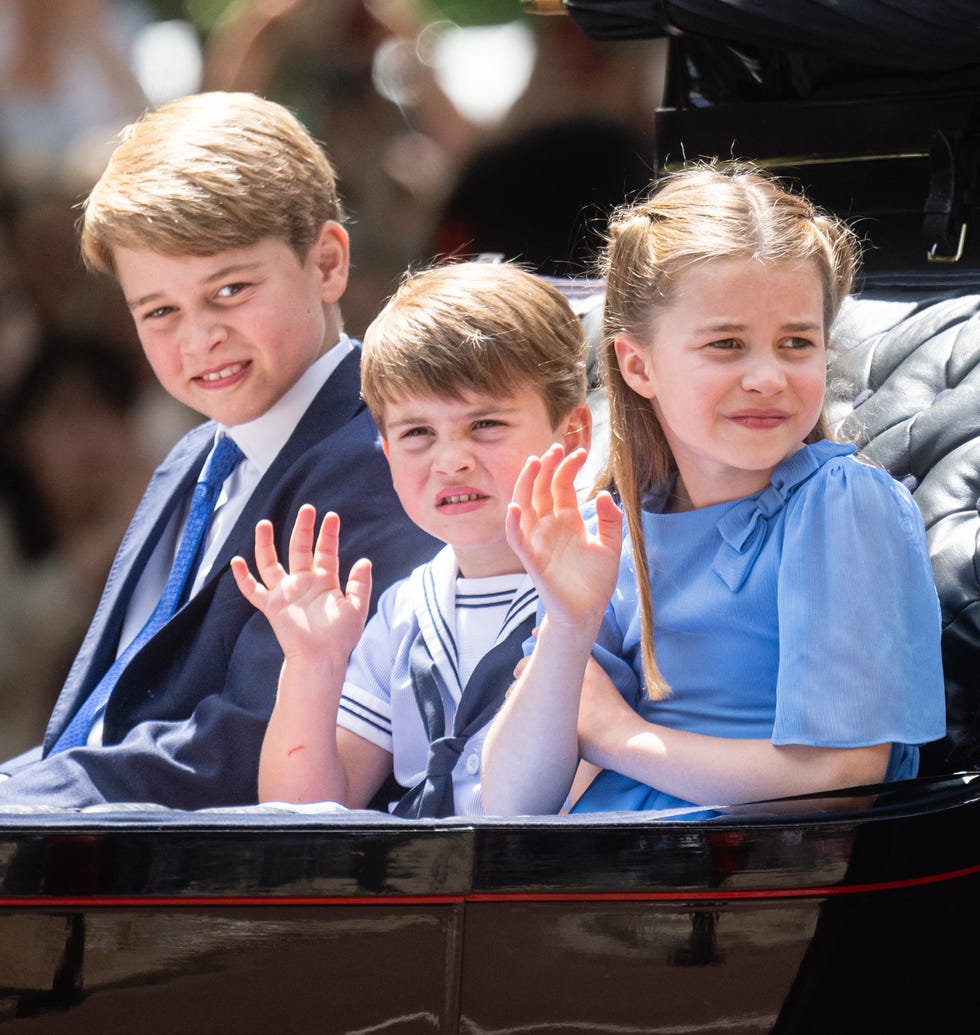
<box><xmin>231</xmin><ymin>504</ymin><xmax>372</xmax><ymax>664</ymax></box>
<box><xmin>506</xmin><ymin>445</ymin><xmax>622</xmax><ymax>632</ymax></box>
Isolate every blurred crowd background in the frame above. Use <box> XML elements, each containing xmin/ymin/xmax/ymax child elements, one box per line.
<box><xmin>0</xmin><ymin>0</ymin><xmax>667</xmax><ymax>758</ymax></box>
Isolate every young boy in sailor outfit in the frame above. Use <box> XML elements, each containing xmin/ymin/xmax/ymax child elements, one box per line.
<box><xmin>233</xmin><ymin>261</ymin><xmax>591</xmax><ymax>817</ymax></box>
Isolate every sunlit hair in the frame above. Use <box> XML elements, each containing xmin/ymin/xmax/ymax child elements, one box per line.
<box><xmin>361</xmin><ymin>261</ymin><xmax>588</xmax><ymax>432</ymax></box>
<box><xmin>597</xmin><ymin>161</ymin><xmax>860</xmax><ymax>699</ymax></box>
<box><xmin>79</xmin><ymin>92</ymin><xmax>344</xmax><ymax>276</ymax></box>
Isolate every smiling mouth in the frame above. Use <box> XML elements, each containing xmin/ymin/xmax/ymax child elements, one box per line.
<box><xmin>198</xmin><ymin>362</ymin><xmax>246</xmax><ymax>383</ymax></box>
<box><xmin>730</xmin><ymin>412</ymin><xmax>788</xmax><ymax>426</ymax></box>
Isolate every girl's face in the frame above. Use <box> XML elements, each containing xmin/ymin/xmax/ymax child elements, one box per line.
<box><xmin>615</xmin><ymin>257</ymin><xmax>828</xmax><ymax>508</ymax></box>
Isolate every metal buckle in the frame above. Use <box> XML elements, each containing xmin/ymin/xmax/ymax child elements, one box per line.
<box><xmin>927</xmin><ymin>222</ymin><xmax>967</xmax><ymax>263</ymax></box>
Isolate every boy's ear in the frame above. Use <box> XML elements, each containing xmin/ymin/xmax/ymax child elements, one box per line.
<box><xmin>311</xmin><ymin>220</ymin><xmax>350</xmax><ymax>304</ymax></box>
<box><xmin>380</xmin><ymin>437</ymin><xmax>390</xmax><ymax>461</ymax></box>
<box><xmin>614</xmin><ymin>333</ymin><xmax>657</xmax><ymax>400</ymax></box>
<box><xmin>559</xmin><ymin>401</ymin><xmax>593</xmax><ymax>453</ymax></box>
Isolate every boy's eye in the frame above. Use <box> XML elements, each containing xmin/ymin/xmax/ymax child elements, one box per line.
<box><xmin>472</xmin><ymin>419</ymin><xmax>506</xmax><ymax>432</ymax></box>
<box><xmin>216</xmin><ymin>282</ymin><xmax>249</xmax><ymax>299</ymax></box>
<box><xmin>400</xmin><ymin>426</ymin><xmax>433</xmax><ymax>439</ymax></box>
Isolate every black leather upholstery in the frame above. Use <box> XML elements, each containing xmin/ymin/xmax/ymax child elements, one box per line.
<box><xmin>828</xmin><ymin>288</ymin><xmax>980</xmax><ymax>773</ymax></box>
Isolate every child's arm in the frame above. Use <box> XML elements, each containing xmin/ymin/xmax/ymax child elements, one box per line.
<box><xmin>232</xmin><ymin>505</ymin><xmax>387</xmax><ymax>806</ymax></box>
<box><xmin>577</xmin><ymin>658</ymin><xmax>890</xmax><ymax>805</ymax></box>
<box><xmin>481</xmin><ymin>446</ymin><xmax>623</xmax><ymax>815</ymax></box>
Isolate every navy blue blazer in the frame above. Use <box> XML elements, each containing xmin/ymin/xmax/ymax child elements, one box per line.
<box><xmin>0</xmin><ymin>347</ymin><xmax>439</xmax><ymax>808</ymax></box>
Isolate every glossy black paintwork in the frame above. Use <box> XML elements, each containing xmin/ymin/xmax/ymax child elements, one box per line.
<box><xmin>0</xmin><ymin>776</ymin><xmax>974</xmax><ymax>898</ymax></box>
<box><xmin>0</xmin><ymin>826</ymin><xmax>473</xmax><ymax>899</ymax></box>
<box><xmin>0</xmin><ymin>776</ymin><xmax>976</xmax><ymax>1032</ymax></box>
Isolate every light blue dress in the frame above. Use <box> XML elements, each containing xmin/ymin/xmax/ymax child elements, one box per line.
<box><xmin>573</xmin><ymin>441</ymin><xmax>947</xmax><ymax>815</ymax></box>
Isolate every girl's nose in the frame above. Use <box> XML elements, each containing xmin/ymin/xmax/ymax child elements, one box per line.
<box><xmin>741</xmin><ymin>355</ymin><xmax>787</xmax><ymax>394</ymax></box>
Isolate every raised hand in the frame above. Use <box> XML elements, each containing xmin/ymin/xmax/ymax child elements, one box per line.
<box><xmin>231</xmin><ymin>504</ymin><xmax>372</xmax><ymax>664</ymax></box>
<box><xmin>505</xmin><ymin>444</ymin><xmax>622</xmax><ymax>631</ymax></box>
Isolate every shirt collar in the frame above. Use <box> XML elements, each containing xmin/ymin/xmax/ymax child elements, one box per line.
<box><xmin>215</xmin><ymin>335</ymin><xmax>354</xmax><ymax>475</ymax></box>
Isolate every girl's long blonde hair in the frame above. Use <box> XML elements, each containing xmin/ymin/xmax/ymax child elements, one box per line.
<box><xmin>597</xmin><ymin>162</ymin><xmax>860</xmax><ymax>699</ymax></box>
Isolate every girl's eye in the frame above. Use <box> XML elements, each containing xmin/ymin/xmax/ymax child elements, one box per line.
<box><xmin>144</xmin><ymin>305</ymin><xmax>175</xmax><ymax>321</ymax></box>
<box><xmin>707</xmin><ymin>338</ymin><xmax>741</xmax><ymax>351</ymax></box>
<box><xmin>783</xmin><ymin>336</ymin><xmax>817</xmax><ymax>351</ymax></box>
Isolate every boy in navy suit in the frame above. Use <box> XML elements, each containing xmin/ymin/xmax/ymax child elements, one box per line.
<box><xmin>0</xmin><ymin>92</ymin><xmax>437</xmax><ymax>808</ymax></box>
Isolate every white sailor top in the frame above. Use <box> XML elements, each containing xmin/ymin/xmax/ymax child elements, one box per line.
<box><xmin>338</xmin><ymin>545</ymin><xmax>537</xmax><ymax>817</ymax></box>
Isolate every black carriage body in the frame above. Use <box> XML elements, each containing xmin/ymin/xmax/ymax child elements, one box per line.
<box><xmin>0</xmin><ymin>777</ymin><xmax>978</xmax><ymax>1033</ymax></box>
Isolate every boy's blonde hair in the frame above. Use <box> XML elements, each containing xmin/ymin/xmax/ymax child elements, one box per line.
<box><xmin>598</xmin><ymin>161</ymin><xmax>860</xmax><ymax>699</ymax></box>
<box><xmin>80</xmin><ymin>92</ymin><xmax>344</xmax><ymax>276</ymax></box>
<box><xmin>361</xmin><ymin>261</ymin><xmax>588</xmax><ymax>432</ymax></box>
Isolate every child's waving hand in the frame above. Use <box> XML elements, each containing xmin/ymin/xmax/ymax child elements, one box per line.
<box><xmin>506</xmin><ymin>445</ymin><xmax>623</xmax><ymax>632</ymax></box>
<box><xmin>231</xmin><ymin>505</ymin><xmax>372</xmax><ymax>665</ymax></box>
<box><xmin>483</xmin><ymin>446</ymin><xmax>621</xmax><ymax>815</ymax></box>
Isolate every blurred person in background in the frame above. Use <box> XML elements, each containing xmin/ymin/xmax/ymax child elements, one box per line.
<box><xmin>0</xmin><ymin>338</ymin><xmax>151</xmax><ymax>759</ymax></box>
<box><xmin>0</xmin><ymin>0</ymin><xmax>149</xmax><ymax>194</ymax></box>
<box><xmin>0</xmin><ymin>0</ymin><xmax>151</xmax><ymax>349</ymax></box>
<box><xmin>431</xmin><ymin>13</ymin><xmax>665</xmax><ymax>276</ymax></box>
<box><xmin>0</xmin><ymin>222</ymin><xmax>39</xmax><ymax>398</ymax></box>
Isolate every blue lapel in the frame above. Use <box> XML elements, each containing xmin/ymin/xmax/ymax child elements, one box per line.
<box><xmin>209</xmin><ymin>348</ymin><xmax>367</xmax><ymax>578</ymax></box>
<box><xmin>44</xmin><ymin>426</ymin><xmax>214</xmax><ymax>750</ymax></box>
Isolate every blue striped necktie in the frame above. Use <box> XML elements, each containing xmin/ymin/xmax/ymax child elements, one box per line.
<box><xmin>50</xmin><ymin>435</ymin><xmax>245</xmax><ymax>754</ymax></box>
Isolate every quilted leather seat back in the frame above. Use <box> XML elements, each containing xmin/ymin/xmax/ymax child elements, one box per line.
<box><xmin>828</xmin><ymin>289</ymin><xmax>980</xmax><ymax>773</ymax></box>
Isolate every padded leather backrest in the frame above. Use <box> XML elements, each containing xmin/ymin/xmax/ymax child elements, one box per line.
<box><xmin>827</xmin><ymin>289</ymin><xmax>980</xmax><ymax>773</ymax></box>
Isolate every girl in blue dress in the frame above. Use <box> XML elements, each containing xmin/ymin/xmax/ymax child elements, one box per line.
<box><xmin>482</xmin><ymin>162</ymin><xmax>946</xmax><ymax>817</ymax></box>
